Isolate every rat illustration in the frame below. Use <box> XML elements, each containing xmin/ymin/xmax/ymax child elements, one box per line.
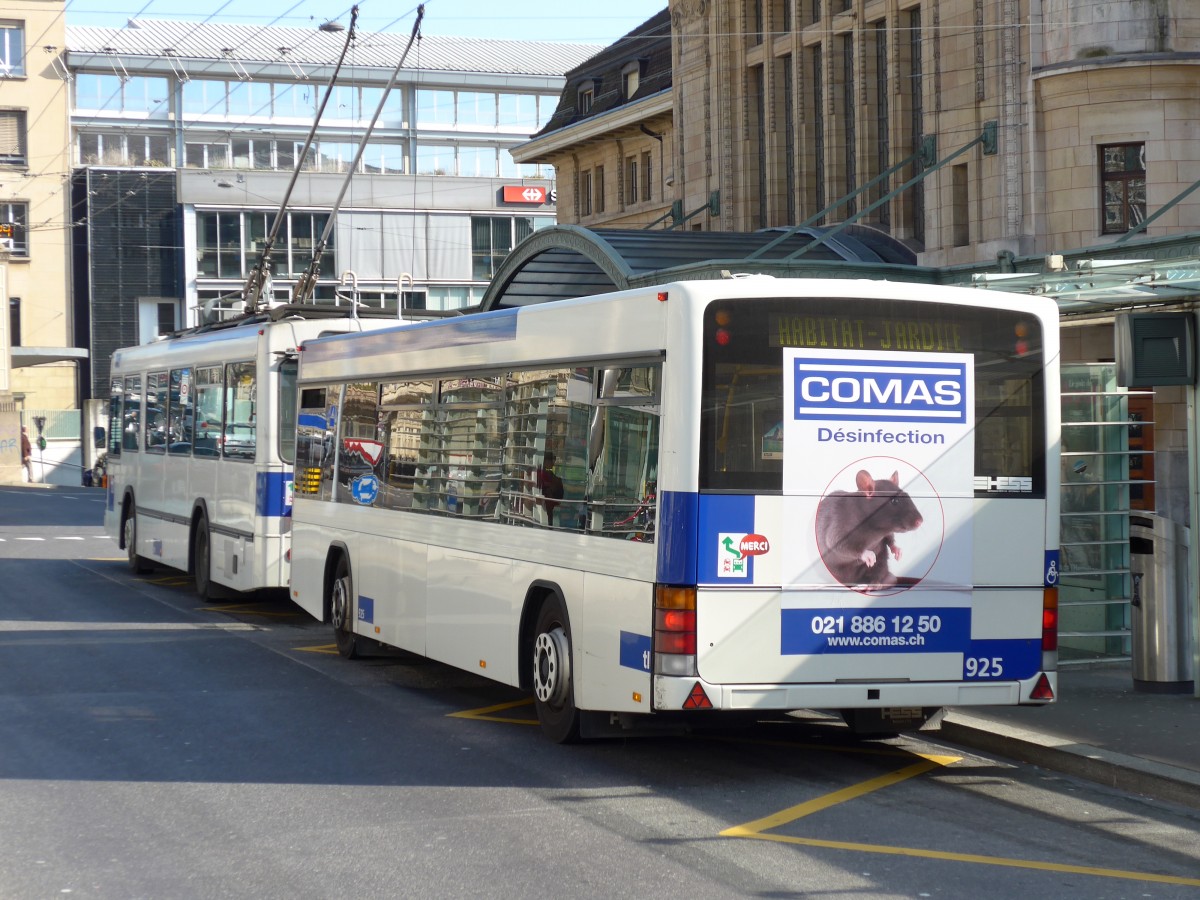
<box><xmin>814</xmin><ymin>469</ymin><xmax>924</xmax><ymax>589</ymax></box>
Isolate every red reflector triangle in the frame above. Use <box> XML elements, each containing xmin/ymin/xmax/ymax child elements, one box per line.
<box><xmin>1030</xmin><ymin>673</ymin><xmax>1055</xmax><ymax>701</ymax></box>
<box><xmin>682</xmin><ymin>682</ymin><xmax>712</xmax><ymax>709</ymax></box>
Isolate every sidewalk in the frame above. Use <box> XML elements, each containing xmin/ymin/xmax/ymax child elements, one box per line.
<box><xmin>940</xmin><ymin>662</ymin><xmax>1200</xmax><ymax>810</ymax></box>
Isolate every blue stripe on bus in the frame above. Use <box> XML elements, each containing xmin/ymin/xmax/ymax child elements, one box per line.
<box><xmin>358</xmin><ymin>595</ymin><xmax>375</xmax><ymax>624</ymax></box>
<box><xmin>303</xmin><ymin>308</ymin><xmax>519</xmax><ymax>364</ymax></box>
<box><xmin>619</xmin><ymin>631</ymin><xmax>652</xmax><ymax>672</ymax></box>
<box><xmin>696</xmin><ymin>494</ymin><xmax>757</xmax><ymax>584</ymax></box>
<box><xmin>298</xmin><ymin>413</ymin><xmax>327</xmax><ymax>429</ymax></box>
<box><xmin>256</xmin><ymin>471</ymin><xmax>293</xmax><ymax>517</ymax></box>
<box><xmin>963</xmin><ymin>638</ymin><xmax>1042</xmax><ymax>681</ymax></box>
<box><xmin>657</xmin><ymin>490</ymin><xmax>699</xmax><ymax>585</ymax></box>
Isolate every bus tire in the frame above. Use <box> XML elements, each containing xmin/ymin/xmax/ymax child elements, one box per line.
<box><xmin>123</xmin><ymin>500</ymin><xmax>152</xmax><ymax>574</ymax></box>
<box><xmin>531</xmin><ymin>595</ymin><xmax>581</xmax><ymax>743</ymax></box>
<box><xmin>193</xmin><ymin>514</ymin><xmax>215</xmax><ymax>600</ymax></box>
<box><xmin>330</xmin><ymin>555</ymin><xmax>360</xmax><ymax>660</ymax></box>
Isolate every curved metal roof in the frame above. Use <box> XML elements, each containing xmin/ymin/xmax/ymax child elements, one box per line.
<box><xmin>481</xmin><ymin>224</ymin><xmax>925</xmax><ymax>310</ymax></box>
<box><xmin>66</xmin><ymin>20</ymin><xmax>602</xmax><ymax>77</ymax></box>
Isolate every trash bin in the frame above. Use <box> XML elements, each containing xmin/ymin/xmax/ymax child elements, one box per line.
<box><xmin>1129</xmin><ymin>514</ymin><xmax>1195</xmax><ymax>693</ymax></box>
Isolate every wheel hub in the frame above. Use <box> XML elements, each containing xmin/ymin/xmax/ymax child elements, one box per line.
<box><xmin>533</xmin><ymin>627</ymin><xmax>569</xmax><ymax>705</ymax></box>
<box><xmin>331</xmin><ymin>579</ymin><xmax>350</xmax><ymax>631</ymax></box>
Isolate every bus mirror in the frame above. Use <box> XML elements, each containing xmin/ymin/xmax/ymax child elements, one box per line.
<box><xmin>93</xmin><ymin>425</ymin><xmax>106</xmax><ymax>448</ymax></box>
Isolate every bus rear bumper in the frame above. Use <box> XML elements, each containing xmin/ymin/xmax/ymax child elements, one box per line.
<box><xmin>653</xmin><ymin>671</ymin><xmax>1057</xmax><ymax>713</ymax></box>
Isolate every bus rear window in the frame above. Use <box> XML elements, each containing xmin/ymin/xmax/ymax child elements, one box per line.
<box><xmin>699</xmin><ymin>296</ymin><xmax>1046</xmax><ymax>496</ymax></box>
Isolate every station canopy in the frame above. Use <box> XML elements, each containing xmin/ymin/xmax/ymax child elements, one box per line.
<box><xmin>479</xmin><ymin>224</ymin><xmax>923</xmax><ymax>311</ymax></box>
<box><xmin>479</xmin><ymin>225</ymin><xmax>1200</xmax><ymax>318</ymax></box>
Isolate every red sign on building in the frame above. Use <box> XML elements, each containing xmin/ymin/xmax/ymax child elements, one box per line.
<box><xmin>502</xmin><ymin>185</ymin><xmax>547</xmax><ymax>204</ymax></box>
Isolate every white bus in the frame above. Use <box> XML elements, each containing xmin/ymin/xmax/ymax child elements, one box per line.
<box><xmin>289</xmin><ymin>277</ymin><xmax>1061</xmax><ymax>742</ymax></box>
<box><xmin>102</xmin><ymin>305</ymin><xmax>407</xmax><ymax>598</ymax></box>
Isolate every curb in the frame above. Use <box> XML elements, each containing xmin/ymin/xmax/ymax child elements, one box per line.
<box><xmin>939</xmin><ymin>712</ymin><xmax>1200</xmax><ymax>811</ymax></box>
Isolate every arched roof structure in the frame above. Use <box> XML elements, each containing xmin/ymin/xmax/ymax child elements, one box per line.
<box><xmin>480</xmin><ymin>225</ymin><xmax>930</xmax><ymax>311</ymax></box>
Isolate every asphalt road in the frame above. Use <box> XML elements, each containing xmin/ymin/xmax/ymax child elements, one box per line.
<box><xmin>2</xmin><ymin>485</ymin><xmax>1199</xmax><ymax>899</ymax></box>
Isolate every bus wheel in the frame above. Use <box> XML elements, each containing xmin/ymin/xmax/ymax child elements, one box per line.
<box><xmin>531</xmin><ymin>596</ymin><xmax>580</xmax><ymax>743</ymax></box>
<box><xmin>193</xmin><ymin>515</ymin><xmax>214</xmax><ymax>600</ymax></box>
<box><xmin>123</xmin><ymin>502</ymin><xmax>151</xmax><ymax>574</ymax></box>
<box><xmin>330</xmin><ymin>556</ymin><xmax>359</xmax><ymax>660</ymax></box>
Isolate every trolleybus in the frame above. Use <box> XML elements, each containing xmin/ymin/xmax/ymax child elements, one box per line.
<box><xmin>102</xmin><ymin>305</ymin><xmax>405</xmax><ymax>598</ymax></box>
<box><xmin>289</xmin><ymin>277</ymin><xmax>1061</xmax><ymax>741</ymax></box>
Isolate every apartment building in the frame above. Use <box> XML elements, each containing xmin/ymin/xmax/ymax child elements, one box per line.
<box><xmin>1</xmin><ymin>0</ymin><xmax>79</xmax><ymax>411</ymax></box>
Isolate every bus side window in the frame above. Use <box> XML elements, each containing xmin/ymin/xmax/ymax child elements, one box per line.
<box><xmin>501</xmin><ymin>367</ymin><xmax>588</xmax><ymax>531</ymax></box>
<box><xmin>378</xmin><ymin>380</ymin><xmax>433</xmax><ymax>511</ymax></box>
<box><xmin>107</xmin><ymin>381</ymin><xmax>123</xmax><ymax>458</ymax></box>
<box><xmin>295</xmin><ymin>386</ymin><xmax>334</xmax><ymax>501</ymax></box>
<box><xmin>587</xmin><ymin>365</ymin><xmax>660</xmax><ymax>540</ymax></box>
<box><xmin>122</xmin><ymin>376</ymin><xmax>142</xmax><ymax>452</ymax></box>
<box><xmin>144</xmin><ymin>371</ymin><xmax>168</xmax><ymax>453</ymax></box>
<box><xmin>192</xmin><ymin>366</ymin><xmax>223</xmax><ymax>458</ymax></box>
<box><xmin>223</xmin><ymin>361</ymin><xmax>257</xmax><ymax>461</ymax></box>
<box><xmin>337</xmin><ymin>382</ymin><xmax>381</xmax><ymax>498</ymax></box>
<box><xmin>168</xmin><ymin>367</ymin><xmax>193</xmax><ymax>456</ymax></box>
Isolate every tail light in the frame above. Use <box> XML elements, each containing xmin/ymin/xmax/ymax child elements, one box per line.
<box><xmin>654</xmin><ymin>584</ymin><xmax>697</xmax><ymax>676</ymax></box>
<box><xmin>1041</xmin><ymin>587</ymin><xmax>1058</xmax><ymax>652</ymax></box>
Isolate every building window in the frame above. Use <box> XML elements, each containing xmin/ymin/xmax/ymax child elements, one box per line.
<box><xmin>0</xmin><ymin>22</ymin><xmax>24</xmax><ymax>77</ymax></box>
<box><xmin>1100</xmin><ymin>143</ymin><xmax>1146</xmax><ymax>234</ymax></box>
<box><xmin>809</xmin><ymin>44</ymin><xmax>825</xmax><ymax>216</ymax></box>
<box><xmin>626</xmin><ymin>156</ymin><xmax>639</xmax><ymax>205</ymax></box>
<box><xmin>951</xmin><ymin>164</ymin><xmax>969</xmax><ymax>246</ymax></box>
<box><xmin>0</xmin><ymin>110</ymin><xmax>27</xmax><ymax>166</ymax></box>
<box><xmin>182</xmin><ymin>79</ymin><xmax>228</xmax><ymax>117</ymax></box>
<box><xmin>595</xmin><ymin>165</ymin><xmax>606</xmax><ymax>213</ymax></box>
<box><xmin>157</xmin><ymin>302</ymin><xmax>178</xmax><ymax>337</ymax></box>
<box><xmin>641</xmin><ymin>150</ymin><xmax>652</xmax><ymax>202</ymax></box>
<box><xmin>871</xmin><ymin>21</ymin><xmax>890</xmax><ymax>228</ymax></box>
<box><xmin>750</xmin><ymin>0</ymin><xmax>763</xmax><ymax>45</ymax></box>
<box><xmin>577</xmin><ymin>85</ymin><xmax>594</xmax><ymax>114</ymax></box>
<box><xmin>458</xmin><ymin>91</ymin><xmax>498</xmax><ymax>127</ymax></box>
<box><xmin>580</xmin><ymin>169</ymin><xmax>593</xmax><ymax>217</ymax></box>
<box><xmin>8</xmin><ymin>297</ymin><xmax>19</xmax><ymax>346</ymax></box>
<box><xmin>498</xmin><ymin>93</ymin><xmax>539</xmax><ymax>129</ymax></box>
<box><xmin>622</xmin><ymin>62</ymin><xmax>640</xmax><ymax>100</ymax></box>
<box><xmin>458</xmin><ymin>145</ymin><xmax>497</xmax><ymax>177</ymax></box>
<box><xmin>415</xmin><ymin>144</ymin><xmax>453</xmax><ymax>175</ymax></box>
<box><xmin>0</xmin><ymin>202</ymin><xmax>28</xmax><ymax>256</ymax></box>
<box><xmin>470</xmin><ymin>215</ymin><xmax>547</xmax><ymax>280</ymax></box>
<box><xmin>841</xmin><ymin>32</ymin><xmax>856</xmax><ymax>216</ymax></box>
<box><xmin>196</xmin><ymin>211</ymin><xmax>242</xmax><ymax>278</ymax></box>
<box><xmin>184</xmin><ymin>140</ymin><xmax>230</xmax><ymax>169</ymax></box>
<box><xmin>782</xmin><ymin>55</ymin><xmax>796</xmax><ymax>223</ymax></box>
<box><xmin>416</xmin><ymin>89</ymin><xmax>456</xmax><ymax>125</ymax></box>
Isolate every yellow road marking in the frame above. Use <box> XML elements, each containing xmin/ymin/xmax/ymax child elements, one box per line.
<box><xmin>294</xmin><ymin>643</ymin><xmax>340</xmax><ymax>655</ymax></box>
<box><xmin>447</xmin><ymin>697</ymin><xmax>539</xmax><ymax>725</ymax></box>
<box><xmin>722</xmin><ymin>752</ymin><xmax>1200</xmax><ymax>887</ymax></box>
<box><xmin>722</xmin><ymin>757</ymin><xmax>949</xmax><ymax>837</ymax></box>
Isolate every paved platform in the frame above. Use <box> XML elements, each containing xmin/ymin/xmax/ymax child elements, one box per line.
<box><xmin>940</xmin><ymin>662</ymin><xmax>1200</xmax><ymax>810</ymax></box>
